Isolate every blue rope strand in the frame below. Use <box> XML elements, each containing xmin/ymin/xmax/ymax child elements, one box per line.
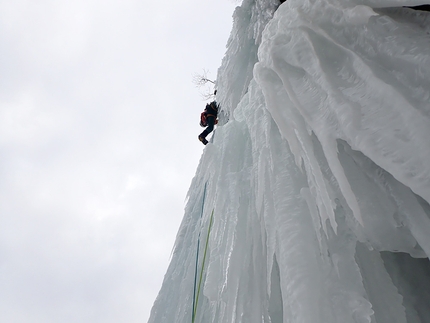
<box><xmin>193</xmin><ymin>209</ymin><xmax>214</xmax><ymax>321</ymax></box>
<box><xmin>192</xmin><ymin>182</ymin><xmax>207</xmax><ymax>323</ymax></box>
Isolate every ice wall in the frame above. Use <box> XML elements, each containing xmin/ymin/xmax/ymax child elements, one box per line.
<box><xmin>148</xmin><ymin>1</ymin><xmax>430</xmax><ymax>322</ymax></box>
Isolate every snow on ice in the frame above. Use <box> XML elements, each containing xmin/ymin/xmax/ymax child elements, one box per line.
<box><xmin>149</xmin><ymin>0</ymin><xmax>430</xmax><ymax>322</ymax></box>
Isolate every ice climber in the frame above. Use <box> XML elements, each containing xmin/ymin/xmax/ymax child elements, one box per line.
<box><xmin>198</xmin><ymin>101</ymin><xmax>219</xmax><ymax>145</ymax></box>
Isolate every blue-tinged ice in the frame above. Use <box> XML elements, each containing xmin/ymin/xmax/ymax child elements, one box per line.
<box><xmin>149</xmin><ymin>0</ymin><xmax>430</xmax><ymax>322</ymax></box>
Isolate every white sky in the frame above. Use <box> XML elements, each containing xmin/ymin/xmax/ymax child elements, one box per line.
<box><xmin>0</xmin><ymin>0</ymin><xmax>238</xmax><ymax>322</ymax></box>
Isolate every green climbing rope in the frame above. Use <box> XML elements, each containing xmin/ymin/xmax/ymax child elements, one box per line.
<box><xmin>192</xmin><ymin>208</ymin><xmax>214</xmax><ymax>323</ymax></box>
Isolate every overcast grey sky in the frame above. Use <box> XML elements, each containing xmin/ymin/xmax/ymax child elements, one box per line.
<box><xmin>0</xmin><ymin>0</ymin><xmax>237</xmax><ymax>322</ymax></box>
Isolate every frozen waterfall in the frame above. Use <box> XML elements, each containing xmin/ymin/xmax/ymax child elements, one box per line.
<box><xmin>148</xmin><ymin>0</ymin><xmax>430</xmax><ymax>322</ymax></box>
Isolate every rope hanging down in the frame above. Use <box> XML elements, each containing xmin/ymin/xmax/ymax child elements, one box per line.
<box><xmin>192</xmin><ymin>182</ymin><xmax>215</xmax><ymax>323</ymax></box>
<box><xmin>192</xmin><ymin>209</ymin><xmax>214</xmax><ymax>323</ymax></box>
<box><xmin>192</xmin><ymin>183</ymin><xmax>207</xmax><ymax>322</ymax></box>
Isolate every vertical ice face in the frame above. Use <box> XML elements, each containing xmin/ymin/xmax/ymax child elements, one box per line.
<box><xmin>148</xmin><ymin>1</ymin><xmax>430</xmax><ymax>322</ymax></box>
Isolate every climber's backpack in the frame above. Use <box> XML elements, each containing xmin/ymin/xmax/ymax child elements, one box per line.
<box><xmin>200</xmin><ymin>111</ymin><xmax>207</xmax><ymax>127</ymax></box>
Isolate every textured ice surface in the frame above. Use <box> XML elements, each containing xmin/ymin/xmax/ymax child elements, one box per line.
<box><xmin>149</xmin><ymin>1</ymin><xmax>430</xmax><ymax>322</ymax></box>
